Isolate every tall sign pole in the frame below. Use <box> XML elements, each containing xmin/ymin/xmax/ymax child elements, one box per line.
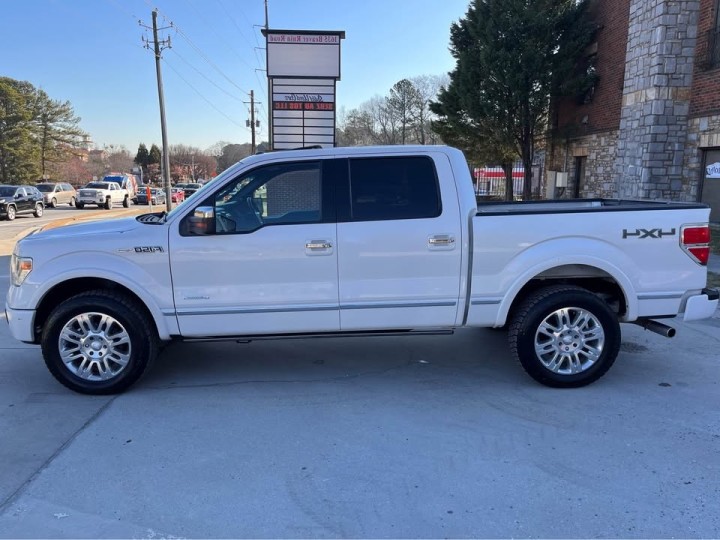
<box><xmin>264</xmin><ymin>0</ymin><xmax>272</xmax><ymax>150</ymax></box>
<box><xmin>143</xmin><ymin>10</ymin><xmax>173</xmax><ymax>212</ymax></box>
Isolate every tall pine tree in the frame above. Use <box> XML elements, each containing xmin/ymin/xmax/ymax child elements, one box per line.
<box><xmin>432</xmin><ymin>0</ymin><xmax>596</xmax><ymax>200</ymax></box>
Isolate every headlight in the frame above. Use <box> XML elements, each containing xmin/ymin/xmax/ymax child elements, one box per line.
<box><xmin>10</xmin><ymin>253</ymin><xmax>33</xmax><ymax>286</ymax></box>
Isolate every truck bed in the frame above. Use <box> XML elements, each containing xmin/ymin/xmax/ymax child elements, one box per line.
<box><xmin>476</xmin><ymin>198</ymin><xmax>708</xmax><ymax>215</ymax></box>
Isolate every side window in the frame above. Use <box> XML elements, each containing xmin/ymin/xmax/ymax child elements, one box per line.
<box><xmin>16</xmin><ymin>188</ymin><xmax>26</xmax><ymax>198</ymax></box>
<box><xmin>348</xmin><ymin>156</ymin><xmax>441</xmax><ymax>221</ymax></box>
<box><xmin>209</xmin><ymin>161</ymin><xmax>322</xmax><ymax>234</ymax></box>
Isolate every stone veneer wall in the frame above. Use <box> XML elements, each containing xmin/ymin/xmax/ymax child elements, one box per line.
<box><xmin>561</xmin><ymin>131</ymin><xmax>621</xmax><ymax>198</ymax></box>
<box><xmin>684</xmin><ymin>114</ymin><xmax>720</xmax><ymax>199</ymax></box>
<box><xmin>614</xmin><ymin>0</ymin><xmax>700</xmax><ymax>200</ymax></box>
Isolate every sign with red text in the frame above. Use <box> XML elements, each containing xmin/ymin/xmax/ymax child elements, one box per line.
<box><xmin>263</xmin><ymin>29</ymin><xmax>345</xmax><ymax>150</ymax></box>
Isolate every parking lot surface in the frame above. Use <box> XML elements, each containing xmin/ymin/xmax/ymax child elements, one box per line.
<box><xmin>1</xmin><ymin>250</ymin><xmax>719</xmax><ymax>537</ymax></box>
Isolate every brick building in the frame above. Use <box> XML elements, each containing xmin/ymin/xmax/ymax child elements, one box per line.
<box><xmin>546</xmin><ymin>0</ymin><xmax>720</xmax><ymax>220</ymax></box>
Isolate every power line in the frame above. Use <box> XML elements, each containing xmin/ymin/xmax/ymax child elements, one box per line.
<box><xmin>169</xmin><ymin>49</ymin><xmax>246</xmax><ymax>103</ymax></box>
<box><xmin>182</xmin><ymin>0</ymin><xmax>254</xmax><ymax>71</ymax></box>
<box><xmin>171</xmin><ymin>24</ymin><xmax>251</xmax><ymax>96</ymax></box>
<box><xmin>162</xmin><ymin>57</ymin><xmax>250</xmax><ymax>133</ymax></box>
<box><xmin>215</xmin><ymin>0</ymin><xmax>259</xmax><ymax>50</ymax></box>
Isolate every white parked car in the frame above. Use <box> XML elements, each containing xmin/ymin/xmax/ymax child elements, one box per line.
<box><xmin>6</xmin><ymin>146</ymin><xmax>718</xmax><ymax>394</ymax></box>
<box><xmin>76</xmin><ymin>181</ymin><xmax>129</xmax><ymax>209</ymax></box>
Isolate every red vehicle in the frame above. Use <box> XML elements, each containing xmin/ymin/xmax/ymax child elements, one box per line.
<box><xmin>171</xmin><ymin>187</ymin><xmax>185</xmax><ymax>203</ymax></box>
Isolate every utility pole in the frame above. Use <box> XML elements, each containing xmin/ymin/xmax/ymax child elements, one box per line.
<box><xmin>142</xmin><ymin>10</ymin><xmax>173</xmax><ymax>212</ymax></box>
<box><xmin>244</xmin><ymin>90</ymin><xmax>259</xmax><ymax>154</ymax></box>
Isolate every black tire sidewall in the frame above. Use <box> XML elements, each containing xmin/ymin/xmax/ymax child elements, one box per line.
<box><xmin>42</xmin><ymin>294</ymin><xmax>155</xmax><ymax>394</ymax></box>
<box><xmin>512</xmin><ymin>290</ymin><xmax>621</xmax><ymax>388</ymax></box>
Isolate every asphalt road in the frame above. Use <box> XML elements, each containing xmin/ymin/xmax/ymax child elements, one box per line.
<box><xmin>0</xmin><ymin>254</ymin><xmax>719</xmax><ymax>538</ymax></box>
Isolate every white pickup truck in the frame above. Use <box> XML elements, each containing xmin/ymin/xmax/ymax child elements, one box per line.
<box><xmin>6</xmin><ymin>146</ymin><xmax>718</xmax><ymax>394</ymax></box>
<box><xmin>76</xmin><ymin>181</ymin><xmax>130</xmax><ymax>210</ymax></box>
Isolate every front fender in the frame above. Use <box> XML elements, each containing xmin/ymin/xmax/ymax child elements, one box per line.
<box><xmin>8</xmin><ymin>250</ymin><xmax>176</xmax><ymax>339</ymax></box>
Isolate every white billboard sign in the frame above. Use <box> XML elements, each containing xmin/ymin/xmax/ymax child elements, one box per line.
<box><xmin>265</xmin><ymin>31</ymin><xmax>343</xmax><ymax>78</ymax></box>
<box><xmin>263</xmin><ymin>30</ymin><xmax>344</xmax><ymax>150</ymax></box>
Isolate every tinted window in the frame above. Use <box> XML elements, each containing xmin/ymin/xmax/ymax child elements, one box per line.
<box><xmin>211</xmin><ymin>161</ymin><xmax>321</xmax><ymax>234</ymax></box>
<box><xmin>36</xmin><ymin>184</ymin><xmax>54</xmax><ymax>192</ymax></box>
<box><xmin>348</xmin><ymin>157</ymin><xmax>440</xmax><ymax>221</ymax></box>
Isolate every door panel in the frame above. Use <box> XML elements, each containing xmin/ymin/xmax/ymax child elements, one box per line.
<box><xmin>337</xmin><ymin>153</ymin><xmax>463</xmax><ymax>330</ymax></box>
<box><xmin>169</xmin><ymin>159</ymin><xmax>340</xmax><ymax>337</ymax></box>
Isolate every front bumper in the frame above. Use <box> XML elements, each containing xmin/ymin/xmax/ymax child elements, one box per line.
<box><xmin>5</xmin><ymin>303</ymin><xmax>36</xmax><ymax>343</ymax></box>
<box><xmin>682</xmin><ymin>288</ymin><xmax>719</xmax><ymax>322</ymax></box>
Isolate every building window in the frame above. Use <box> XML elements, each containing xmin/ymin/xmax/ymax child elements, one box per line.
<box><xmin>706</xmin><ymin>0</ymin><xmax>720</xmax><ymax>68</ymax></box>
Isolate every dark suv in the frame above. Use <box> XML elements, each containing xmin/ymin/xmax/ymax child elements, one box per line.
<box><xmin>0</xmin><ymin>185</ymin><xmax>44</xmax><ymax>220</ymax></box>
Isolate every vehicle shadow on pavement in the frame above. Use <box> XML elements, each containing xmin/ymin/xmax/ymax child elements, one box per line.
<box><xmin>137</xmin><ymin>328</ymin><xmax>526</xmax><ymax>392</ymax></box>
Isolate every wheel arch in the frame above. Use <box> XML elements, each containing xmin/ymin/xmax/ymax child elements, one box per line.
<box><xmin>498</xmin><ymin>260</ymin><xmax>636</xmax><ymax>327</ymax></box>
<box><xmin>33</xmin><ymin>277</ymin><xmax>173</xmax><ymax>344</ymax></box>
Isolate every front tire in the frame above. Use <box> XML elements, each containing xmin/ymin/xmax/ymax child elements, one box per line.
<box><xmin>41</xmin><ymin>290</ymin><xmax>160</xmax><ymax>394</ymax></box>
<box><xmin>123</xmin><ymin>196</ymin><xmax>129</xmax><ymax>208</ymax></box>
<box><xmin>6</xmin><ymin>205</ymin><xmax>16</xmax><ymax>221</ymax></box>
<box><xmin>34</xmin><ymin>203</ymin><xmax>43</xmax><ymax>217</ymax></box>
<box><xmin>69</xmin><ymin>196</ymin><xmax>76</xmax><ymax>207</ymax></box>
<box><xmin>76</xmin><ymin>202</ymin><xmax>85</xmax><ymax>209</ymax></box>
<box><xmin>508</xmin><ymin>285</ymin><xmax>621</xmax><ymax>388</ymax></box>
<box><xmin>50</xmin><ymin>197</ymin><xmax>57</xmax><ymax>208</ymax></box>
<box><xmin>105</xmin><ymin>197</ymin><xmax>112</xmax><ymax>210</ymax></box>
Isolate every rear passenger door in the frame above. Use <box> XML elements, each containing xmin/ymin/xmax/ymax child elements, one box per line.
<box><xmin>336</xmin><ymin>152</ymin><xmax>463</xmax><ymax>330</ymax></box>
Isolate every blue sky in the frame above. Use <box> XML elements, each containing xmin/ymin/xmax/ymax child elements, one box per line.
<box><xmin>0</xmin><ymin>0</ymin><xmax>469</xmax><ymax>152</ymax></box>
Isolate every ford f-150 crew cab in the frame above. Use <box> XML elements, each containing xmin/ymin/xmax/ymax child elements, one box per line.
<box><xmin>76</xmin><ymin>181</ymin><xmax>130</xmax><ymax>210</ymax></box>
<box><xmin>6</xmin><ymin>146</ymin><xmax>718</xmax><ymax>394</ymax></box>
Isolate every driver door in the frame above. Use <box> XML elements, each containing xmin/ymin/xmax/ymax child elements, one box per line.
<box><xmin>169</xmin><ymin>159</ymin><xmax>340</xmax><ymax>337</ymax></box>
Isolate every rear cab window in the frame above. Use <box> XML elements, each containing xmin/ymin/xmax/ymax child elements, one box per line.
<box><xmin>347</xmin><ymin>156</ymin><xmax>441</xmax><ymax>222</ymax></box>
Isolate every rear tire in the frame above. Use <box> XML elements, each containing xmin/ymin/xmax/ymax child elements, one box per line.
<box><xmin>41</xmin><ymin>290</ymin><xmax>160</xmax><ymax>394</ymax></box>
<box><xmin>508</xmin><ymin>285</ymin><xmax>621</xmax><ymax>388</ymax></box>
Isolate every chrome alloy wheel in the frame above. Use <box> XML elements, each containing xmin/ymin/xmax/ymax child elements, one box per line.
<box><xmin>58</xmin><ymin>312</ymin><xmax>132</xmax><ymax>381</ymax></box>
<box><xmin>534</xmin><ymin>307</ymin><xmax>605</xmax><ymax>375</ymax></box>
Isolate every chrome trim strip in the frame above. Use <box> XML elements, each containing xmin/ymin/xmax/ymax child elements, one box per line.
<box><xmin>176</xmin><ymin>305</ymin><xmax>338</xmax><ymax>316</ymax></box>
<box><xmin>161</xmin><ymin>309</ymin><xmax>176</xmax><ymax>316</ymax></box>
<box><xmin>471</xmin><ymin>298</ymin><xmax>503</xmax><ymax>305</ymax></box>
<box><xmin>340</xmin><ymin>301</ymin><xmax>457</xmax><ymax>310</ymax></box>
<box><xmin>637</xmin><ymin>293</ymin><xmax>684</xmax><ymax>300</ymax></box>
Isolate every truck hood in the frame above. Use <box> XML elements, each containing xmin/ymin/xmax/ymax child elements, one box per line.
<box><xmin>22</xmin><ymin>216</ymin><xmax>145</xmax><ymax>243</ymax></box>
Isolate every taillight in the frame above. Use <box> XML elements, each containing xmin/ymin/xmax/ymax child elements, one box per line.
<box><xmin>681</xmin><ymin>225</ymin><xmax>710</xmax><ymax>266</ymax></box>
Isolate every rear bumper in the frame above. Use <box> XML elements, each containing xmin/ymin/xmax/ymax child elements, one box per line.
<box><xmin>682</xmin><ymin>288</ymin><xmax>719</xmax><ymax>322</ymax></box>
<box><xmin>5</xmin><ymin>303</ymin><xmax>36</xmax><ymax>343</ymax></box>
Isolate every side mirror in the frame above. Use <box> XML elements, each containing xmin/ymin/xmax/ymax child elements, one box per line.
<box><xmin>188</xmin><ymin>206</ymin><xmax>215</xmax><ymax>235</ymax></box>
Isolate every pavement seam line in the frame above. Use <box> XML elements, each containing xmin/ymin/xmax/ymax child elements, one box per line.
<box><xmin>0</xmin><ymin>396</ymin><xmax>118</xmax><ymax>515</ymax></box>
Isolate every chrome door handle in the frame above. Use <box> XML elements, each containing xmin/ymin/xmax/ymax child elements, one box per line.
<box><xmin>306</xmin><ymin>241</ymin><xmax>333</xmax><ymax>250</ymax></box>
<box><xmin>428</xmin><ymin>235</ymin><xmax>455</xmax><ymax>246</ymax></box>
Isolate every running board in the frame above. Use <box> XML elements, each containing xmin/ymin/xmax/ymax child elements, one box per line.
<box><xmin>180</xmin><ymin>328</ymin><xmax>455</xmax><ymax>343</ymax></box>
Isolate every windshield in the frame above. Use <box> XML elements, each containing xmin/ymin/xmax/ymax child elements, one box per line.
<box><xmin>103</xmin><ymin>176</ymin><xmax>125</xmax><ymax>184</ymax></box>
<box><xmin>85</xmin><ymin>183</ymin><xmax>109</xmax><ymax>189</ymax></box>
<box><xmin>36</xmin><ymin>184</ymin><xmax>55</xmax><ymax>192</ymax></box>
<box><xmin>0</xmin><ymin>186</ymin><xmax>17</xmax><ymax>197</ymax></box>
